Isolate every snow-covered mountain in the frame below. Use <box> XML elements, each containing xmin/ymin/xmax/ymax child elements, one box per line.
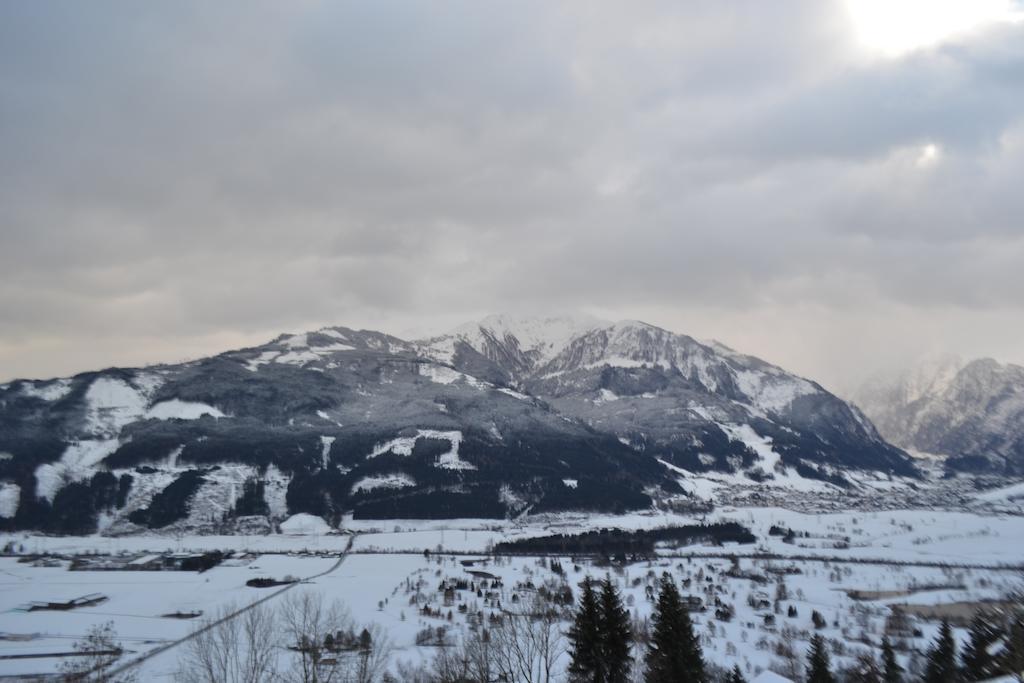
<box><xmin>853</xmin><ymin>355</ymin><xmax>1024</xmax><ymax>475</ymax></box>
<box><xmin>0</xmin><ymin>315</ymin><xmax>916</xmax><ymax>534</ymax></box>
<box><xmin>424</xmin><ymin>317</ymin><xmax>913</xmax><ymax>481</ymax></box>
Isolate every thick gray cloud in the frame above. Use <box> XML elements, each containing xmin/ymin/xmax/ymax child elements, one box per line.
<box><xmin>1</xmin><ymin>0</ymin><xmax>1023</xmax><ymax>390</ymax></box>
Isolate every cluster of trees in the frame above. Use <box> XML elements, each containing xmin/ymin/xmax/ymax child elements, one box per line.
<box><xmin>392</xmin><ymin>591</ymin><xmax>566</xmax><ymax>683</ymax></box>
<box><xmin>177</xmin><ymin>590</ymin><xmax>392</xmax><ymax>683</ymax></box>
<box><xmin>494</xmin><ymin>523</ymin><xmax>756</xmax><ymax>557</ymax></box>
<box><xmin>127</xmin><ymin>469</ymin><xmax>207</xmax><ymax>529</ymax></box>
<box><xmin>920</xmin><ymin>614</ymin><xmax>1024</xmax><ymax>682</ymax></box>
<box><xmin>564</xmin><ymin>573</ymin><xmax>711</xmax><ymax>683</ymax></box>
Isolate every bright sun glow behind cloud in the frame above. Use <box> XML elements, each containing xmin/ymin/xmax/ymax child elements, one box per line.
<box><xmin>844</xmin><ymin>0</ymin><xmax>1023</xmax><ymax>57</ymax></box>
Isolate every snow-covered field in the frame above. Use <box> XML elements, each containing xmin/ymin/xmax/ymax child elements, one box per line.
<box><xmin>1</xmin><ymin>508</ymin><xmax>1022</xmax><ymax>680</ymax></box>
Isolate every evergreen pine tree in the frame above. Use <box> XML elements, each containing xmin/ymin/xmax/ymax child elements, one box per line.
<box><xmin>848</xmin><ymin>652</ymin><xmax>882</xmax><ymax>683</ymax></box>
<box><xmin>728</xmin><ymin>664</ymin><xmax>747</xmax><ymax>683</ymax></box>
<box><xmin>645</xmin><ymin>573</ymin><xmax>705</xmax><ymax>683</ymax></box>
<box><xmin>568</xmin><ymin>579</ymin><xmax>605</xmax><ymax>682</ymax></box>
<box><xmin>961</xmin><ymin>613</ymin><xmax>1002</xmax><ymax>680</ymax></box>
<box><xmin>881</xmin><ymin>637</ymin><xmax>904</xmax><ymax>683</ymax></box>
<box><xmin>1000</xmin><ymin>614</ymin><xmax>1024</xmax><ymax>681</ymax></box>
<box><xmin>806</xmin><ymin>634</ymin><xmax>836</xmax><ymax>683</ymax></box>
<box><xmin>924</xmin><ymin>620</ymin><xmax>960</xmax><ymax>683</ymax></box>
<box><xmin>599</xmin><ymin>577</ymin><xmax>633</xmax><ymax>683</ymax></box>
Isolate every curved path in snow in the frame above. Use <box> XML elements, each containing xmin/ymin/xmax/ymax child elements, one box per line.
<box><xmin>105</xmin><ymin>533</ymin><xmax>355</xmax><ymax>678</ymax></box>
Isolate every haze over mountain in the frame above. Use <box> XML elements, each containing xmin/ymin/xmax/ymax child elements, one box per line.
<box><xmin>854</xmin><ymin>354</ymin><xmax>1024</xmax><ymax>475</ymax></box>
<box><xmin>0</xmin><ymin>315</ymin><xmax>915</xmax><ymax>534</ymax></box>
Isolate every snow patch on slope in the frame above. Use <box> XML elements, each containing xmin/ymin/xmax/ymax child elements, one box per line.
<box><xmin>320</xmin><ymin>436</ymin><xmax>336</xmax><ymax>468</ymax></box>
<box><xmin>146</xmin><ymin>400</ymin><xmax>226</xmax><ymax>420</ymax></box>
<box><xmin>352</xmin><ymin>473</ymin><xmax>416</xmax><ymax>493</ymax></box>
<box><xmin>281</xmin><ymin>513</ymin><xmax>330</xmax><ymax>535</ymax></box>
<box><xmin>20</xmin><ymin>379</ymin><xmax>73</xmax><ymax>402</ymax></box>
<box><xmin>367</xmin><ymin>430</ymin><xmax>475</xmax><ymax>470</ymax></box>
<box><xmin>83</xmin><ymin>377</ymin><xmax>148</xmax><ymax>437</ymax></box>
<box><xmin>0</xmin><ymin>483</ymin><xmax>20</xmax><ymax>518</ymax></box>
<box><xmin>35</xmin><ymin>439</ymin><xmax>121</xmax><ymax>501</ymax></box>
<box><xmin>733</xmin><ymin>370</ymin><xmax>816</xmax><ymax>413</ymax></box>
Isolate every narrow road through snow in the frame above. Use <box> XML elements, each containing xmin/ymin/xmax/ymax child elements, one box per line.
<box><xmin>105</xmin><ymin>533</ymin><xmax>356</xmax><ymax>678</ymax></box>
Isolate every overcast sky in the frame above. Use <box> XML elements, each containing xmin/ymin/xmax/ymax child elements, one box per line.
<box><xmin>2</xmin><ymin>1</ymin><xmax>1023</xmax><ymax>392</ymax></box>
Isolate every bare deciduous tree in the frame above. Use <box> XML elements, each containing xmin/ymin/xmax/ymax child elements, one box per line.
<box><xmin>279</xmin><ymin>589</ymin><xmax>353</xmax><ymax>683</ymax></box>
<box><xmin>492</xmin><ymin>595</ymin><xmax>566</xmax><ymax>683</ymax></box>
<box><xmin>178</xmin><ymin>602</ymin><xmax>278</xmax><ymax>683</ymax></box>
<box><xmin>59</xmin><ymin>621</ymin><xmax>138</xmax><ymax>683</ymax></box>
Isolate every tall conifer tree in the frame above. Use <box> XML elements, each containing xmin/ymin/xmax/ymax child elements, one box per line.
<box><xmin>568</xmin><ymin>579</ymin><xmax>605</xmax><ymax>682</ymax></box>
<box><xmin>807</xmin><ymin>634</ymin><xmax>836</xmax><ymax>683</ymax></box>
<box><xmin>599</xmin><ymin>577</ymin><xmax>633</xmax><ymax>683</ymax></box>
<box><xmin>645</xmin><ymin>573</ymin><xmax>705</xmax><ymax>683</ymax></box>
<box><xmin>881</xmin><ymin>637</ymin><xmax>904</xmax><ymax>683</ymax></box>
<box><xmin>961</xmin><ymin>613</ymin><xmax>1002</xmax><ymax>680</ymax></box>
<box><xmin>924</xmin><ymin>620</ymin><xmax>960</xmax><ymax>683</ymax></box>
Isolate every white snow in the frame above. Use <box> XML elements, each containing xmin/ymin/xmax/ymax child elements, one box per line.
<box><xmin>562</xmin><ymin>478</ymin><xmax>578</xmax><ymax>489</ymax></box>
<box><xmin>246</xmin><ymin>350</ymin><xmax>279</xmax><ymax>371</ymax></box>
<box><xmin>145</xmin><ymin>399</ymin><xmax>226</xmax><ymax>420</ymax></box>
<box><xmin>0</xmin><ymin>483</ymin><xmax>20</xmax><ymax>518</ymax></box>
<box><xmin>281</xmin><ymin>333</ymin><xmax>308</xmax><ymax>349</ymax></box>
<box><xmin>974</xmin><ymin>481</ymin><xmax>1024</xmax><ymax>502</ymax></box>
<box><xmin>369</xmin><ymin>435</ymin><xmax>418</xmax><ymax>458</ymax></box>
<box><xmin>720</xmin><ymin>423</ymin><xmax>781</xmax><ymax>473</ymax></box>
<box><xmin>275</xmin><ymin>349</ymin><xmax>321</xmax><ymax>365</ymax></box>
<box><xmin>318</xmin><ymin>328</ymin><xmax>348</xmax><ymax>340</ymax></box>
<box><xmin>263</xmin><ymin>464</ymin><xmax>290</xmax><ymax>519</ymax></box>
<box><xmin>313</xmin><ymin>342</ymin><xmax>356</xmax><ymax>352</ymax></box>
<box><xmin>280</xmin><ymin>513</ymin><xmax>331</xmax><ymax>535</ymax></box>
<box><xmin>445</xmin><ymin>313</ymin><xmax>606</xmax><ymax>365</ymax></box>
<box><xmin>497</xmin><ymin>387</ymin><xmax>530</xmax><ymax>401</ymax></box>
<box><xmin>367</xmin><ymin>430</ymin><xmax>475</xmax><ymax>470</ymax></box>
<box><xmin>418</xmin><ymin>363</ymin><xmax>485</xmax><ymax>389</ymax></box>
<box><xmin>594</xmin><ymin>388</ymin><xmax>620</xmax><ymax>404</ymax></box>
<box><xmin>83</xmin><ymin>377</ymin><xmax>148</xmax><ymax>437</ymax></box>
<box><xmin>351</xmin><ymin>473</ymin><xmax>416</xmax><ymax>493</ymax></box>
<box><xmin>320</xmin><ymin>436</ymin><xmax>336</xmax><ymax>468</ymax></box>
<box><xmin>734</xmin><ymin>370</ymin><xmax>816</xmax><ymax>413</ymax></box>
<box><xmin>753</xmin><ymin>672</ymin><xmax>796</xmax><ymax>683</ymax></box>
<box><xmin>19</xmin><ymin>378</ymin><xmax>73</xmax><ymax>402</ymax></box>
<box><xmin>34</xmin><ymin>438</ymin><xmax>121</xmax><ymax>501</ymax></box>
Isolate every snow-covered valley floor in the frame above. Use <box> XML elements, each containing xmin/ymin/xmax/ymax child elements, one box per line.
<box><xmin>1</xmin><ymin>507</ymin><xmax>1022</xmax><ymax>680</ymax></box>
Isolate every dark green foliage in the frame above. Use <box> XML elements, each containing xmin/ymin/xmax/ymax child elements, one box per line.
<box><xmin>960</xmin><ymin>613</ymin><xmax>1003</xmax><ymax>680</ymax></box>
<box><xmin>567</xmin><ymin>578</ymin><xmax>633</xmax><ymax>683</ymax></box>
<box><xmin>115</xmin><ymin>474</ymin><xmax>132</xmax><ymax>508</ymax></box>
<box><xmin>1000</xmin><ymin>614</ymin><xmax>1024</xmax><ymax>679</ymax></box>
<box><xmin>645</xmin><ymin>573</ymin><xmax>704</xmax><ymax>683</ymax></box>
<box><xmin>881</xmin><ymin>637</ymin><xmax>903</xmax><ymax>683</ymax></box>
<box><xmin>599</xmin><ymin>578</ymin><xmax>633</xmax><ymax>683</ymax></box>
<box><xmin>128</xmin><ymin>470</ymin><xmax>206</xmax><ymax>529</ymax></box>
<box><xmin>34</xmin><ymin>471</ymin><xmax>128</xmax><ymax>535</ymax></box>
<box><xmin>924</xmin><ymin>620</ymin><xmax>960</xmax><ymax>683</ymax></box>
<box><xmin>49</xmin><ymin>482</ymin><xmax>97</xmax><ymax>535</ymax></box>
<box><xmin>232</xmin><ymin>477</ymin><xmax>269</xmax><ymax>517</ymax></box>
<box><xmin>727</xmin><ymin>665</ymin><xmax>747</xmax><ymax>683</ymax></box>
<box><xmin>493</xmin><ymin>523</ymin><xmax>756</xmax><ymax>556</ymax></box>
<box><xmin>568</xmin><ymin>579</ymin><xmax>605</xmax><ymax>682</ymax></box>
<box><xmin>847</xmin><ymin>652</ymin><xmax>882</xmax><ymax>683</ymax></box>
<box><xmin>812</xmin><ymin>610</ymin><xmax>827</xmax><ymax>629</ymax></box>
<box><xmin>351</xmin><ymin>488</ymin><xmax>506</xmax><ymax>520</ymax></box>
<box><xmin>806</xmin><ymin>634</ymin><xmax>835</xmax><ymax>683</ymax></box>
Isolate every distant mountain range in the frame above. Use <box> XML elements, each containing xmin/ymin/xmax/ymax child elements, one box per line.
<box><xmin>0</xmin><ymin>315</ymin><xmax>916</xmax><ymax>533</ymax></box>
<box><xmin>853</xmin><ymin>354</ymin><xmax>1024</xmax><ymax>475</ymax></box>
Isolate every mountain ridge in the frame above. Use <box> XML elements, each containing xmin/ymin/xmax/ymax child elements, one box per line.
<box><xmin>0</xmin><ymin>314</ymin><xmax>917</xmax><ymax>534</ymax></box>
<box><xmin>854</xmin><ymin>354</ymin><xmax>1024</xmax><ymax>475</ymax></box>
